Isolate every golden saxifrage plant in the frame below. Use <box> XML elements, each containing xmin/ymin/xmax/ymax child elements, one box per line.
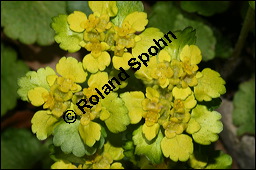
<box><xmin>17</xmin><ymin>1</ymin><xmax>232</xmax><ymax>169</ymax></box>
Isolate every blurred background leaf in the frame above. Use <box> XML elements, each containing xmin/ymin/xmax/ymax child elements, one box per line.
<box><xmin>66</xmin><ymin>1</ymin><xmax>92</xmax><ymax>15</ymax></box>
<box><xmin>180</xmin><ymin>1</ymin><xmax>230</xmax><ymax>16</ymax></box>
<box><xmin>232</xmin><ymin>78</ymin><xmax>255</xmax><ymax>136</ymax></box>
<box><xmin>1</xmin><ymin>43</ymin><xmax>29</xmax><ymax>116</ymax></box>
<box><xmin>148</xmin><ymin>2</ymin><xmax>217</xmax><ymax>61</ymax></box>
<box><xmin>1</xmin><ymin>1</ymin><xmax>66</xmax><ymax>45</ymax></box>
<box><xmin>1</xmin><ymin>128</ymin><xmax>51</xmax><ymax>169</ymax></box>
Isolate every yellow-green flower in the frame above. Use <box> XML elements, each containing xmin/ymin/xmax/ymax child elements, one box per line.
<box><xmin>141</xmin><ymin>87</ymin><xmax>162</xmax><ymax>140</ymax></box>
<box><xmin>28</xmin><ymin>57</ymin><xmax>87</xmax><ymax>118</ymax></box>
<box><xmin>163</xmin><ymin>87</ymin><xmax>197</xmax><ymax>139</ymax></box>
<box><xmin>111</xmin><ymin>11</ymin><xmax>148</xmax><ymax>69</ymax></box>
<box><xmin>83</xmin><ymin>52</ymin><xmax>111</xmax><ymax>73</ymax></box>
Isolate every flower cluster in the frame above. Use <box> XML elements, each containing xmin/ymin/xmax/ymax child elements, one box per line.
<box><xmin>17</xmin><ymin>1</ymin><xmax>227</xmax><ymax>169</ymax></box>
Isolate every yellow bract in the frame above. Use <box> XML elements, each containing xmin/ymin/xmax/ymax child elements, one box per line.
<box><xmin>28</xmin><ymin>87</ymin><xmax>48</xmax><ymax>106</ymax></box>
<box><xmin>67</xmin><ymin>11</ymin><xmax>87</xmax><ymax>32</ymax></box>
<box><xmin>88</xmin><ymin>1</ymin><xmax>118</xmax><ymax>17</ymax></box>
<box><xmin>123</xmin><ymin>12</ymin><xmax>148</xmax><ymax>32</ymax></box>
<box><xmin>56</xmin><ymin>57</ymin><xmax>87</xmax><ymax>83</ymax></box>
<box><xmin>83</xmin><ymin>52</ymin><xmax>111</xmax><ymax>73</ymax></box>
<box><xmin>113</xmin><ymin>53</ymin><xmax>133</xmax><ymax>70</ymax></box>
<box><xmin>180</xmin><ymin>45</ymin><xmax>202</xmax><ymax>65</ymax></box>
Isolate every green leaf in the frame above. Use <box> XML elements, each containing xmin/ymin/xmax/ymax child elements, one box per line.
<box><xmin>188</xmin><ymin>145</ymin><xmax>208</xmax><ymax>169</ymax></box>
<box><xmin>51</xmin><ymin>14</ymin><xmax>84</xmax><ymax>53</ymax></box>
<box><xmin>249</xmin><ymin>1</ymin><xmax>255</xmax><ymax>10</ymax></box>
<box><xmin>161</xmin><ymin>134</ymin><xmax>193</xmax><ymax>162</ymax></box>
<box><xmin>233</xmin><ymin>78</ymin><xmax>255</xmax><ymax>135</ymax></box>
<box><xmin>194</xmin><ymin>68</ymin><xmax>226</xmax><ymax>101</ymax></box>
<box><xmin>31</xmin><ymin>110</ymin><xmax>60</xmax><ymax>140</ymax></box>
<box><xmin>53</xmin><ymin>120</ymin><xmax>87</xmax><ymax>157</ymax></box>
<box><xmin>17</xmin><ymin>66</ymin><xmax>56</xmax><ymax>101</ymax></box>
<box><xmin>104</xmin><ymin>142</ymin><xmax>124</xmax><ymax>161</ymax></box>
<box><xmin>188</xmin><ymin>105</ymin><xmax>223</xmax><ymax>145</ymax></box>
<box><xmin>148</xmin><ymin>2</ymin><xmax>180</xmax><ymax>33</ymax></box>
<box><xmin>164</xmin><ymin>27</ymin><xmax>196</xmax><ymax>60</ymax></box>
<box><xmin>66</xmin><ymin>1</ymin><xmax>92</xmax><ymax>15</ymax></box>
<box><xmin>174</xmin><ymin>15</ymin><xmax>216</xmax><ymax>61</ymax></box>
<box><xmin>1</xmin><ymin>128</ymin><xmax>49</xmax><ymax>169</ymax></box>
<box><xmin>1</xmin><ymin>43</ymin><xmax>29</xmax><ymax>116</ymax></box>
<box><xmin>180</xmin><ymin>1</ymin><xmax>230</xmax><ymax>16</ymax></box>
<box><xmin>100</xmin><ymin>92</ymin><xmax>130</xmax><ymax>133</ymax></box>
<box><xmin>49</xmin><ymin>145</ymin><xmax>86</xmax><ymax>164</ymax></box>
<box><xmin>132</xmin><ymin>125</ymin><xmax>164</xmax><ymax>164</ymax></box>
<box><xmin>112</xmin><ymin>1</ymin><xmax>144</xmax><ymax>26</ymax></box>
<box><xmin>148</xmin><ymin>1</ymin><xmax>217</xmax><ymax>61</ymax></box>
<box><xmin>1</xmin><ymin>1</ymin><xmax>66</xmax><ymax>45</ymax></box>
<box><xmin>206</xmin><ymin>150</ymin><xmax>232</xmax><ymax>169</ymax></box>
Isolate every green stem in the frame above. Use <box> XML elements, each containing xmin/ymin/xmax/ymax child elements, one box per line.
<box><xmin>221</xmin><ymin>6</ymin><xmax>254</xmax><ymax>79</ymax></box>
<box><xmin>232</xmin><ymin>7</ymin><xmax>254</xmax><ymax>59</ymax></box>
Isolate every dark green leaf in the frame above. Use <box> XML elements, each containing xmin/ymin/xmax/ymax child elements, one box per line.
<box><xmin>249</xmin><ymin>1</ymin><xmax>255</xmax><ymax>10</ymax></box>
<box><xmin>66</xmin><ymin>1</ymin><xmax>92</xmax><ymax>15</ymax></box>
<box><xmin>180</xmin><ymin>1</ymin><xmax>230</xmax><ymax>16</ymax></box>
<box><xmin>1</xmin><ymin>1</ymin><xmax>66</xmax><ymax>45</ymax></box>
<box><xmin>1</xmin><ymin>43</ymin><xmax>29</xmax><ymax>116</ymax></box>
<box><xmin>206</xmin><ymin>150</ymin><xmax>232</xmax><ymax>169</ymax></box>
<box><xmin>164</xmin><ymin>27</ymin><xmax>196</xmax><ymax>60</ymax></box>
<box><xmin>174</xmin><ymin>15</ymin><xmax>216</xmax><ymax>61</ymax></box>
<box><xmin>148</xmin><ymin>1</ymin><xmax>216</xmax><ymax>61</ymax></box>
<box><xmin>198</xmin><ymin>98</ymin><xmax>222</xmax><ymax>111</ymax></box>
<box><xmin>49</xmin><ymin>145</ymin><xmax>86</xmax><ymax>164</ymax></box>
<box><xmin>148</xmin><ymin>2</ymin><xmax>179</xmax><ymax>33</ymax></box>
<box><xmin>1</xmin><ymin>128</ymin><xmax>49</xmax><ymax>169</ymax></box>
<box><xmin>233</xmin><ymin>78</ymin><xmax>255</xmax><ymax>135</ymax></box>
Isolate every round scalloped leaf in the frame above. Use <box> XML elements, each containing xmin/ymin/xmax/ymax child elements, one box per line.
<box><xmin>17</xmin><ymin>67</ymin><xmax>56</xmax><ymax>102</ymax></box>
<box><xmin>188</xmin><ymin>105</ymin><xmax>223</xmax><ymax>145</ymax></box>
<box><xmin>161</xmin><ymin>134</ymin><xmax>193</xmax><ymax>162</ymax></box>
<box><xmin>132</xmin><ymin>125</ymin><xmax>164</xmax><ymax>164</ymax></box>
<box><xmin>51</xmin><ymin>14</ymin><xmax>83</xmax><ymax>53</ymax></box>
<box><xmin>233</xmin><ymin>78</ymin><xmax>255</xmax><ymax>136</ymax></box>
<box><xmin>53</xmin><ymin>120</ymin><xmax>87</xmax><ymax>157</ymax></box>
<box><xmin>31</xmin><ymin>110</ymin><xmax>60</xmax><ymax>140</ymax></box>
<box><xmin>1</xmin><ymin>43</ymin><xmax>29</xmax><ymax>116</ymax></box>
<box><xmin>1</xmin><ymin>1</ymin><xmax>66</xmax><ymax>45</ymax></box>
<box><xmin>194</xmin><ymin>68</ymin><xmax>226</xmax><ymax>102</ymax></box>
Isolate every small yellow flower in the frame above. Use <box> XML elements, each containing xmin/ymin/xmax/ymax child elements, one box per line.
<box><xmin>83</xmin><ymin>52</ymin><xmax>111</xmax><ymax>73</ymax></box>
<box><xmin>67</xmin><ymin>11</ymin><xmax>87</xmax><ymax>32</ymax></box>
<box><xmin>112</xmin><ymin>52</ymin><xmax>133</xmax><ymax>70</ymax></box>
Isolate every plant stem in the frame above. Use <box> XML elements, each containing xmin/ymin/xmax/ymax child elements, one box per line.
<box><xmin>221</xmin><ymin>6</ymin><xmax>255</xmax><ymax>80</ymax></box>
